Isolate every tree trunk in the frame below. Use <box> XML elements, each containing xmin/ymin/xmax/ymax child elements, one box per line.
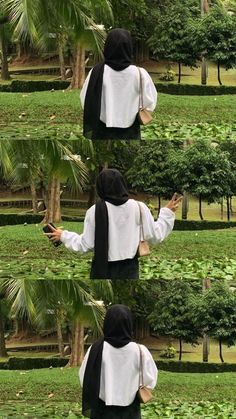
<box><xmin>178</xmin><ymin>62</ymin><xmax>181</xmax><ymax>84</ymax></box>
<box><xmin>56</xmin><ymin>313</ymin><xmax>64</xmax><ymax>358</ymax></box>
<box><xmin>179</xmin><ymin>337</ymin><xmax>182</xmax><ymax>361</ymax></box>
<box><xmin>58</xmin><ymin>34</ymin><xmax>66</xmax><ymax>80</ymax></box>
<box><xmin>134</xmin><ymin>39</ymin><xmax>149</xmax><ymax>63</ymax></box>
<box><xmin>181</xmin><ymin>191</ymin><xmax>188</xmax><ymax>220</ymax></box>
<box><xmin>30</xmin><ymin>181</ymin><xmax>38</xmax><ymax>213</ymax></box>
<box><xmin>199</xmin><ymin>195</ymin><xmax>204</xmax><ymax>220</ymax></box>
<box><xmin>219</xmin><ymin>338</ymin><xmax>224</xmax><ymax>363</ymax></box>
<box><xmin>87</xmin><ymin>170</ymin><xmax>97</xmax><ymax>209</ymax></box>
<box><xmin>220</xmin><ymin>198</ymin><xmax>223</xmax><ymax>220</ymax></box>
<box><xmin>0</xmin><ymin>26</ymin><xmax>10</xmax><ymax>80</ymax></box>
<box><xmin>68</xmin><ymin>317</ymin><xmax>84</xmax><ymax>366</ymax></box>
<box><xmin>43</xmin><ymin>175</ymin><xmax>61</xmax><ymax>223</ymax></box>
<box><xmin>217</xmin><ymin>61</ymin><xmax>222</xmax><ymax>86</ymax></box>
<box><xmin>70</xmin><ymin>43</ymin><xmax>85</xmax><ymax>89</ymax></box>
<box><xmin>230</xmin><ymin>196</ymin><xmax>233</xmax><ymax>214</ymax></box>
<box><xmin>0</xmin><ymin>303</ymin><xmax>8</xmax><ymax>357</ymax></box>
<box><xmin>226</xmin><ymin>196</ymin><xmax>230</xmax><ymax>221</ymax></box>
<box><xmin>202</xmin><ymin>278</ymin><xmax>211</xmax><ymax>362</ymax></box>
<box><xmin>201</xmin><ymin>57</ymin><xmax>207</xmax><ymax>85</ymax></box>
<box><xmin>157</xmin><ymin>196</ymin><xmax>161</xmax><ymax>216</ymax></box>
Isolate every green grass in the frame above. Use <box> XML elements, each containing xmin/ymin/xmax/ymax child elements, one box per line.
<box><xmin>0</xmin><ymin>367</ymin><xmax>236</xmax><ymax>418</ymax></box>
<box><xmin>1</xmin><ymin>90</ymin><xmax>236</xmax><ymax>128</ymax></box>
<box><xmin>1</xmin><ymin>223</ymin><xmax>236</xmax><ymax>280</ymax></box>
<box><xmin>0</xmin><ymin>367</ymin><xmax>235</xmax><ymax>402</ymax></box>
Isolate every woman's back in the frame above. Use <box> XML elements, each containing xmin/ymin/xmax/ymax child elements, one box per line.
<box><xmin>100</xmin><ymin>342</ymin><xmax>157</xmax><ymax>406</ymax></box>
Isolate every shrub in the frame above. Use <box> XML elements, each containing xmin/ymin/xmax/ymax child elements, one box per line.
<box><xmin>155</xmin><ymin>83</ymin><xmax>236</xmax><ymax>95</ymax></box>
<box><xmin>157</xmin><ymin>360</ymin><xmax>236</xmax><ymax>373</ymax></box>
<box><xmin>159</xmin><ymin>70</ymin><xmax>176</xmax><ymax>82</ymax></box>
<box><xmin>160</xmin><ymin>345</ymin><xmax>176</xmax><ymax>359</ymax></box>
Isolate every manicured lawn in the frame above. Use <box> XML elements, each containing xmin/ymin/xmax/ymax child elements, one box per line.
<box><xmin>1</xmin><ymin>90</ymin><xmax>236</xmax><ymax>127</ymax></box>
<box><xmin>1</xmin><ymin>223</ymin><xmax>236</xmax><ymax>281</ymax></box>
<box><xmin>0</xmin><ymin>368</ymin><xmax>235</xmax><ymax>418</ymax></box>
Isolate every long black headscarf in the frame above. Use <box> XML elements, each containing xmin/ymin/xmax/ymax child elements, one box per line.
<box><xmin>92</xmin><ymin>169</ymin><xmax>129</xmax><ymax>279</ymax></box>
<box><xmin>83</xmin><ymin>28</ymin><xmax>133</xmax><ymax>139</ymax></box>
<box><xmin>82</xmin><ymin>305</ymin><xmax>133</xmax><ymax>417</ymax></box>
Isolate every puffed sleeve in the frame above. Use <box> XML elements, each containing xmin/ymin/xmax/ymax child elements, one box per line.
<box><xmin>60</xmin><ymin>205</ymin><xmax>95</xmax><ymax>253</ymax></box>
<box><xmin>79</xmin><ymin>346</ymin><xmax>92</xmax><ymax>386</ymax></box>
<box><xmin>139</xmin><ymin>67</ymin><xmax>157</xmax><ymax>112</ymax></box>
<box><xmin>139</xmin><ymin>344</ymin><xmax>158</xmax><ymax>389</ymax></box>
<box><xmin>139</xmin><ymin>202</ymin><xmax>175</xmax><ymax>244</ymax></box>
<box><xmin>80</xmin><ymin>69</ymin><xmax>92</xmax><ymax>109</ymax></box>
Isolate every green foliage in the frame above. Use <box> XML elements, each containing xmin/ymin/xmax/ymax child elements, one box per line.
<box><xmin>148</xmin><ymin>281</ymin><xmax>201</xmax><ymax>354</ymax></box>
<box><xmin>154</xmin><ymin>83</ymin><xmax>236</xmax><ymax>95</ymax></box>
<box><xmin>159</xmin><ymin>70</ymin><xmax>176</xmax><ymax>81</ymax></box>
<box><xmin>9</xmin><ymin>80</ymin><xmax>70</xmax><ymax>92</ymax></box>
<box><xmin>160</xmin><ymin>345</ymin><xmax>176</xmax><ymax>359</ymax></box>
<box><xmin>192</xmin><ymin>282</ymin><xmax>236</xmax><ymax>360</ymax></box>
<box><xmin>1</xmin><ymin>357</ymin><xmax>68</xmax><ymax>370</ymax></box>
<box><xmin>127</xmin><ymin>139</ymin><xmax>177</xmax><ymax>198</ymax></box>
<box><xmin>148</xmin><ymin>0</ymin><xmax>200</xmax><ymax>72</ymax></box>
<box><xmin>195</xmin><ymin>5</ymin><xmax>236</xmax><ymax>72</ymax></box>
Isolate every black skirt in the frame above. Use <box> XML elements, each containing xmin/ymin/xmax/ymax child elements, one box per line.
<box><xmin>90</xmin><ymin>255</ymin><xmax>139</xmax><ymax>280</ymax></box>
<box><xmin>90</xmin><ymin>397</ymin><xmax>141</xmax><ymax>419</ymax></box>
<box><xmin>91</xmin><ymin>117</ymin><xmax>141</xmax><ymax>140</ymax></box>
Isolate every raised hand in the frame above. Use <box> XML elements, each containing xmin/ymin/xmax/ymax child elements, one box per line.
<box><xmin>166</xmin><ymin>193</ymin><xmax>182</xmax><ymax>213</ymax></box>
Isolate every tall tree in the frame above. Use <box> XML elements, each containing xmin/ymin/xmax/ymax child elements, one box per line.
<box><xmin>148</xmin><ymin>0</ymin><xmax>200</xmax><ymax>83</ymax></box>
<box><xmin>193</xmin><ymin>281</ymin><xmax>236</xmax><ymax>363</ymax></box>
<box><xmin>2</xmin><ymin>0</ymin><xmax>112</xmax><ymax>87</ymax></box>
<box><xmin>148</xmin><ymin>280</ymin><xmax>201</xmax><ymax>361</ymax></box>
<box><xmin>0</xmin><ymin>14</ymin><xmax>10</xmax><ymax>80</ymax></box>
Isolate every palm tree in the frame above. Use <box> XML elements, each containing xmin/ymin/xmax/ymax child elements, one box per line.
<box><xmin>0</xmin><ymin>14</ymin><xmax>11</xmax><ymax>80</ymax></box>
<box><xmin>0</xmin><ymin>138</ymin><xmax>93</xmax><ymax>222</ymax></box>
<box><xmin>2</xmin><ymin>0</ymin><xmax>113</xmax><ymax>87</ymax></box>
<box><xmin>3</xmin><ymin>278</ymin><xmax>113</xmax><ymax>365</ymax></box>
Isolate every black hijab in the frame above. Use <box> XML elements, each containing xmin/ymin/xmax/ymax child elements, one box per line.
<box><xmin>83</xmin><ymin>28</ymin><xmax>133</xmax><ymax>139</ymax></box>
<box><xmin>92</xmin><ymin>169</ymin><xmax>129</xmax><ymax>279</ymax></box>
<box><xmin>82</xmin><ymin>305</ymin><xmax>133</xmax><ymax>417</ymax></box>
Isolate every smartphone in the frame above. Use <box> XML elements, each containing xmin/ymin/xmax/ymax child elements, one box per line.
<box><xmin>43</xmin><ymin>223</ymin><xmax>62</xmax><ymax>247</ymax></box>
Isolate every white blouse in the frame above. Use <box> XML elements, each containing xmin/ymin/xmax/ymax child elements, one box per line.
<box><xmin>80</xmin><ymin>65</ymin><xmax>157</xmax><ymax>128</ymax></box>
<box><xmin>79</xmin><ymin>341</ymin><xmax>158</xmax><ymax>406</ymax></box>
<box><xmin>60</xmin><ymin>200</ymin><xmax>175</xmax><ymax>262</ymax></box>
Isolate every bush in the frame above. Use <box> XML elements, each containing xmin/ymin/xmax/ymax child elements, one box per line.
<box><xmin>160</xmin><ymin>345</ymin><xmax>176</xmax><ymax>359</ymax></box>
<box><xmin>155</xmin><ymin>83</ymin><xmax>236</xmax><ymax>95</ymax></box>
<box><xmin>0</xmin><ymin>80</ymin><xmax>70</xmax><ymax>93</ymax></box>
<box><xmin>0</xmin><ymin>357</ymin><xmax>68</xmax><ymax>370</ymax></box>
<box><xmin>174</xmin><ymin>219</ymin><xmax>236</xmax><ymax>230</ymax></box>
<box><xmin>157</xmin><ymin>360</ymin><xmax>236</xmax><ymax>373</ymax></box>
<box><xmin>159</xmin><ymin>70</ymin><xmax>176</xmax><ymax>82</ymax></box>
<box><xmin>0</xmin><ymin>213</ymin><xmax>84</xmax><ymax>226</ymax></box>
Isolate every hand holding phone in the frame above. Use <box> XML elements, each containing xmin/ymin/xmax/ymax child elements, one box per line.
<box><xmin>43</xmin><ymin>223</ymin><xmax>62</xmax><ymax>247</ymax></box>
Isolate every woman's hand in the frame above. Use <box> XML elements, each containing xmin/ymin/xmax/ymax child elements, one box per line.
<box><xmin>166</xmin><ymin>193</ymin><xmax>182</xmax><ymax>213</ymax></box>
<box><xmin>44</xmin><ymin>224</ymin><xmax>64</xmax><ymax>243</ymax></box>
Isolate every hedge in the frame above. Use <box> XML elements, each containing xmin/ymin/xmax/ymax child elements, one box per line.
<box><xmin>174</xmin><ymin>219</ymin><xmax>236</xmax><ymax>230</ymax></box>
<box><xmin>156</xmin><ymin>360</ymin><xmax>236</xmax><ymax>373</ymax></box>
<box><xmin>1</xmin><ymin>80</ymin><xmax>236</xmax><ymax>95</ymax></box>
<box><xmin>1</xmin><ymin>213</ymin><xmax>236</xmax><ymax>230</ymax></box>
<box><xmin>0</xmin><ymin>213</ymin><xmax>84</xmax><ymax>226</ymax></box>
<box><xmin>0</xmin><ymin>357</ymin><xmax>68</xmax><ymax>370</ymax></box>
<box><xmin>1</xmin><ymin>357</ymin><xmax>236</xmax><ymax>372</ymax></box>
<box><xmin>0</xmin><ymin>80</ymin><xmax>70</xmax><ymax>93</ymax></box>
<box><xmin>155</xmin><ymin>82</ymin><xmax>236</xmax><ymax>96</ymax></box>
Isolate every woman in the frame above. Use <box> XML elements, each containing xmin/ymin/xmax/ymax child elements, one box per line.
<box><xmin>79</xmin><ymin>304</ymin><xmax>158</xmax><ymax>419</ymax></box>
<box><xmin>45</xmin><ymin>168</ymin><xmax>181</xmax><ymax>280</ymax></box>
<box><xmin>81</xmin><ymin>28</ymin><xmax>157</xmax><ymax>140</ymax></box>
